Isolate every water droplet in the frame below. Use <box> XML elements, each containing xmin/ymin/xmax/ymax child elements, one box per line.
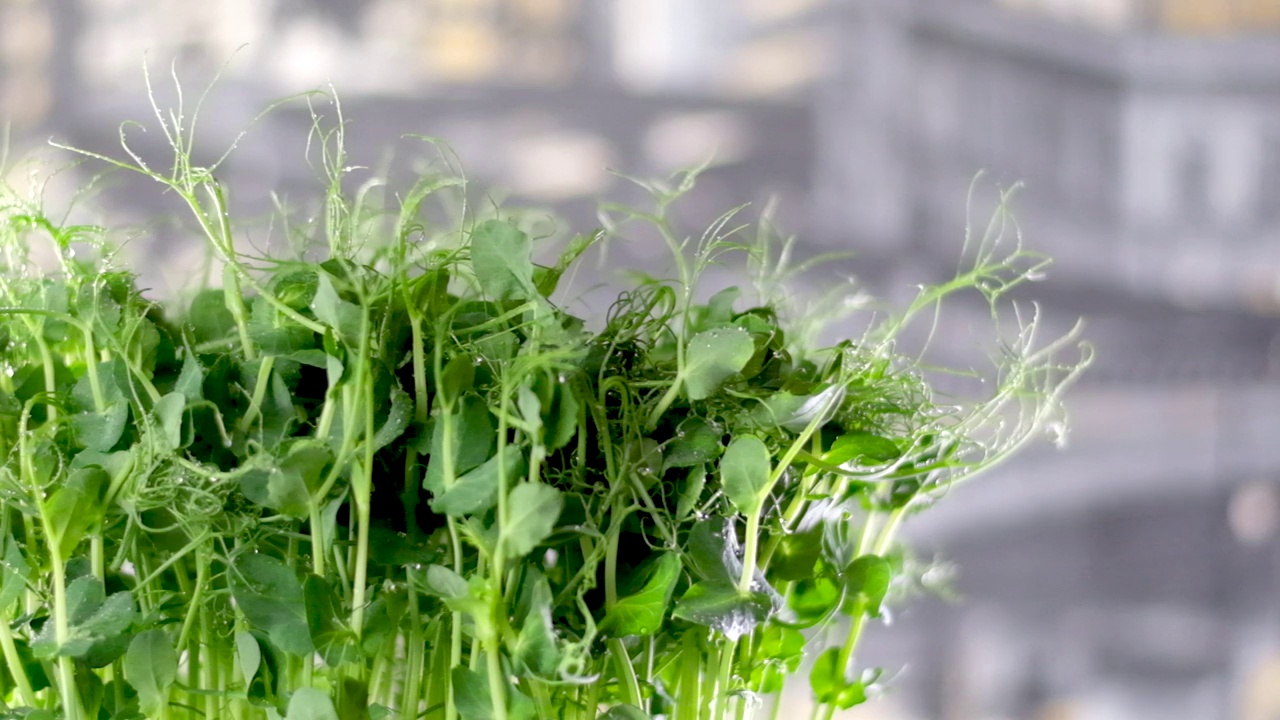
<box><xmin>557</xmin><ymin>374</ymin><xmax>567</xmax><ymax>384</ymax></box>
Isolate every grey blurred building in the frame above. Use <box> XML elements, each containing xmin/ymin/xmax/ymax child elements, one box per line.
<box><xmin>4</xmin><ymin>1</ymin><xmax>1280</xmax><ymax>718</ymax></box>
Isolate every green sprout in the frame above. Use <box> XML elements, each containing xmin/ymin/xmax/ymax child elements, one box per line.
<box><xmin>0</xmin><ymin>75</ymin><xmax>1090</xmax><ymax>720</ymax></box>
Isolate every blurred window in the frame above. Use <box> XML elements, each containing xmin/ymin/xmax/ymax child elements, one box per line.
<box><xmin>997</xmin><ymin>0</ymin><xmax>1280</xmax><ymax>32</ymax></box>
<box><xmin>1241</xmin><ymin>654</ymin><xmax>1280</xmax><ymax>720</ymax></box>
<box><xmin>0</xmin><ymin>0</ymin><xmax>53</xmax><ymax>128</ymax></box>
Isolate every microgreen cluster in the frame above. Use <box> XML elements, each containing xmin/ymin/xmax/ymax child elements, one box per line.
<box><xmin>0</xmin><ymin>87</ymin><xmax>1089</xmax><ymax>720</ymax></box>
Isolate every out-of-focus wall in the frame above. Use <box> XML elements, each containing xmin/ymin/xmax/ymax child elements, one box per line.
<box><xmin>3</xmin><ymin>2</ymin><xmax>1280</xmax><ymax>719</ymax></box>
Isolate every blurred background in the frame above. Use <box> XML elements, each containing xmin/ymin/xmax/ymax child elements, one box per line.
<box><xmin>4</xmin><ymin>0</ymin><xmax>1280</xmax><ymax>718</ymax></box>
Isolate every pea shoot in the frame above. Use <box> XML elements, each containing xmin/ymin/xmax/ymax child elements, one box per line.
<box><xmin>0</xmin><ymin>84</ymin><xmax>1090</xmax><ymax>720</ymax></box>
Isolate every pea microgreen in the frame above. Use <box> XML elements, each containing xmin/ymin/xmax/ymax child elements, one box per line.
<box><xmin>0</xmin><ymin>79</ymin><xmax>1090</xmax><ymax>720</ymax></box>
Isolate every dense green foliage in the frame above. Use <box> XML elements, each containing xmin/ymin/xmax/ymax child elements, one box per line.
<box><xmin>0</xmin><ymin>87</ymin><xmax>1089</xmax><ymax>720</ymax></box>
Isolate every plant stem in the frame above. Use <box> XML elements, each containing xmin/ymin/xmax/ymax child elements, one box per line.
<box><xmin>446</xmin><ymin>518</ymin><xmax>465</xmax><ymax>720</ymax></box>
<box><xmin>677</xmin><ymin>633</ymin><xmax>702</xmax><ymax>720</ymax></box>
<box><xmin>608</xmin><ymin>638</ymin><xmax>643</xmax><ymax>709</ymax></box>
<box><xmin>50</xmin><ymin>553</ymin><xmax>82</xmax><ymax>720</ymax></box>
<box><xmin>712</xmin><ymin>638</ymin><xmax>735</xmax><ymax>720</ymax></box>
<box><xmin>738</xmin><ymin>511</ymin><xmax>762</xmax><ymax>593</ymax></box>
<box><xmin>0</xmin><ymin>611</ymin><xmax>36</xmax><ymax>706</ymax></box>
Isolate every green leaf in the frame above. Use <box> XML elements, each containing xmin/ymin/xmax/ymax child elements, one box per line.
<box><xmin>544</xmin><ymin>379</ymin><xmax>579</xmax><ymax>451</ymax></box>
<box><xmin>721</xmin><ymin>435</ymin><xmax>772</xmax><ymax>516</ymax></box>
<box><xmin>439</xmin><ymin>354</ymin><xmax>476</xmax><ymax>405</ymax></box>
<box><xmin>232</xmin><ymin>555</ymin><xmax>314</xmax><ymax>657</ymax></box>
<box><xmin>0</xmin><ymin>532</ymin><xmax>31</xmax><ymax>612</ymax></box>
<box><xmin>752</xmin><ymin>625</ymin><xmax>806</xmax><ymax>692</ymax></box>
<box><xmin>516</xmin><ymin>384</ymin><xmax>543</xmax><ymax>438</ymax></box>
<box><xmin>304</xmin><ymin>576</ymin><xmax>361</xmax><ymax>667</ymax></box>
<box><xmin>240</xmin><ymin>441</ymin><xmax>332</xmax><ymax>518</ymax></box>
<box><xmin>672</xmin><ymin>582</ymin><xmax>773</xmax><ymax>641</ymax></box>
<box><xmin>752</xmin><ymin>385</ymin><xmax>846</xmax><ymax>432</ymax></box>
<box><xmin>124</xmin><ymin>629</ymin><xmax>177</xmax><ymax>717</ymax></box>
<box><xmin>235</xmin><ymin>631</ymin><xmax>262</xmax><ymax>686</ymax></box>
<box><xmin>311</xmin><ymin>272</ymin><xmax>363</xmax><ymax>342</ymax></box>
<box><xmin>534</xmin><ymin>230</ymin><xmax>599</xmax><ymax>298</ymax></box>
<box><xmin>285</xmin><ymin>687</ymin><xmax>339</xmax><ymax>720</ymax></box>
<box><xmin>512</xmin><ymin>575</ymin><xmax>559</xmax><ymax>676</ymax></box>
<box><xmin>424</xmin><ymin>396</ymin><xmax>495</xmax><ymax>494</ymax></box>
<box><xmin>421</xmin><ymin>565</ymin><xmax>468</xmax><ymax>599</ymax></box>
<box><xmin>372</xmin><ymin>386</ymin><xmax>412</xmax><ymax>452</ymax></box>
<box><xmin>71</xmin><ymin>401</ymin><xmax>128</xmax><ymax>451</ymax></box>
<box><xmin>773</xmin><ymin>527</ymin><xmax>822</xmax><ymax>582</ymax></box>
<box><xmin>501</xmin><ymin>483</ymin><xmax>563</xmax><ymax>560</ymax></box>
<box><xmin>452</xmin><ymin>665</ymin><xmax>536</xmax><ymax>720</ymax></box>
<box><xmin>44</xmin><ymin>467</ymin><xmax>107</xmax><ymax>558</ymax></box>
<box><xmin>32</xmin><ymin>577</ymin><xmax>134</xmax><ymax>661</ymax></box>
<box><xmin>789</xmin><ymin>576</ymin><xmax>842</xmax><ymax>625</ymax></box>
<box><xmin>151</xmin><ymin>391</ymin><xmax>186</xmax><ymax>451</ymax></box>
<box><xmin>683</xmin><ymin>327</ymin><xmax>754</xmax><ymax>400</ymax></box>
<box><xmin>695</xmin><ymin>287</ymin><xmax>742</xmax><ymax>330</ymax></box>
<box><xmin>601</xmin><ymin>553</ymin><xmax>682</xmax><ymax>638</ymax></box>
<box><xmin>598</xmin><ymin>706</ymin><xmax>651</xmax><ymax>720</ymax></box>
<box><xmin>271</xmin><ymin>269</ymin><xmax>319</xmax><ymax>309</ymax></box>
<box><xmin>430</xmin><ymin>447</ymin><xmax>524</xmax><ymax>518</ymax></box>
<box><xmin>674</xmin><ymin>465</ymin><xmax>707</xmax><ymax>522</ymax></box>
<box><xmin>174</xmin><ymin>348</ymin><xmax>204</xmax><ymax>402</ymax></box>
<box><xmin>845</xmin><ymin>555</ymin><xmax>892</xmax><ymax>617</ymax></box>
<box><xmin>663</xmin><ymin>418</ymin><xmax>723</xmax><ymax>470</ymax></box>
<box><xmin>810</xmin><ymin>647</ymin><xmax>866</xmax><ymax>709</ymax></box>
<box><xmin>825</xmin><ymin>432</ymin><xmax>902</xmax><ymax>465</ymax></box>
<box><xmin>336</xmin><ymin>678</ymin><xmax>372</xmax><ymax>720</ymax></box>
<box><xmin>188</xmin><ymin>288</ymin><xmax>236</xmax><ymax>344</ymax></box>
<box><xmin>452</xmin><ymin>667</ymin><xmax>494</xmax><ymax>720</ymax></box>
<box><xmin>471</xmin><ymin>219</ymin><xmax>536</xmax><ymax>302</ymax></box>
<box><xmin>686</xmin><ymin>517</ymin><xmax>741</xmax><ymax>586</ymax></box>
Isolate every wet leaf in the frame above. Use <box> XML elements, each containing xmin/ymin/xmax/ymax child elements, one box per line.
<box><xmin>471</xmin><ymin>220</ymin><xmax>536</xmax><ymax>303</ymax></box>
<box><xmin>683</xmin><ymin>327</ymin><xmax>754</xmax><ymax>400</ymax></box>
<box><xmin>285</xmin><ymin>687</ymin><xmax>339</xmax><ymax>720</ymax></box>
<box><xmin>825</xmin><ymin>433</ymin><xmax>901</xmax><ymax>465</ymax></box>
<box><xmin>672</xmin><ymin>582</ymin><xmax>773</xmax><ymax>641</ymax></box>
<box><xmin>720</xmin><ymin>435</ymin><xmax>772</xmax><ymax>516</ymax></box>
<box><xmin>502</xmin><ymin>483</ymin><xmax>563</xmax><ymax>560</ymax></box>
<box><xmin>124</xmin><ymin>629</ymin><xmax>177</xmax><ymax>717</ymax></box>
<box><xmin>601</xmin><ymin>553</ymin><xmax>682</xmax><ymax>638</ymax></box>
<box><xmin>845</xmin><ymin>555</ymin><xmax>891</xmax><ymax>617</ymax></box>
<box><xmin>232</xmin><ymin>555</ymin><xmax>313</xmax><ymax>657</ymax></box>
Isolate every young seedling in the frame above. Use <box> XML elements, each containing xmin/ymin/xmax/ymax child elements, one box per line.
<box><xmin>0</xmin><ymin>77</ymin><xmax>1090</xmax><ymax>720</ymax></box>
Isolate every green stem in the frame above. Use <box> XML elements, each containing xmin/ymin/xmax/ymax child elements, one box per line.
<box><xmin>401</xmin><ymin>567</ymin><xmax>425</xmax><ymax>720</ymax></box>
<box><xmin>712</xmin><ymin>638</ymin><xmax>735</xmax><ymax>720</ymax></box>
<box><xmin>677</xmin><ymin>633</ymin><xmax>702</xmax><ymax>720</ymax></box>
<box><xmin>235</xmin><ymin>355</ymin><xmax>275</xmax><ymax>432</ymax></box>
<box><xmin>446</xmin><ymin>518</ymin><xmax>465</xmax><ymax>720</ymax></box>
<box><xmin>608</xmin><ymin>638</ymin><xmax>642</xmax><ymax>709</ymax></box>
<box><xmin>309</xmin><ymin>502</ymin><xmax>327</xmax><ymax>577</ymax></box>
<box><xmin>485</xmin><ymin>644</ymin><xmax>509</xmax><ymax>720</ymax></box>
<box><xmin>0</xmin><ymin>612</ymin><xmax>37</xmax><ymax>706</ymax></box>
<box><xmin>221</xmin><ymin>263</ymin><xmax>257</xmax><ymax>362</ymax></box>
<box><xmin>819</xmin><ymin>507</ymin><xmax>908</xmax><ymax>720</ymax></box>
<box><xmin>50</xmin><ymin>553</ymin><xmax>82</xmax><ymax>720</ymax></box>
<box><xmin>737</xmin><ymin>511</ymin><xmax>761</xmax><ymax>593</ymax></box>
